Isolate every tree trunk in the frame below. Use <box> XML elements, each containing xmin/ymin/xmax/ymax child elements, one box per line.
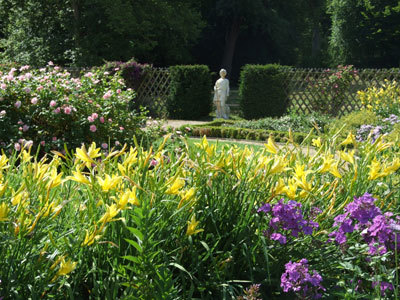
<box><xmin>311</xmin><ymin>24</ymin><xmax>320</xmax><ymax>58</ymax></box>
<box><xmin>221</xmin><ymin>17</ymin><xmax>240</xmax><ymax>76</ymax></box>
<box><xmin>71</xmin><ymin>0</ymin><xmax>80</xmax><ymax>50</ymax></box>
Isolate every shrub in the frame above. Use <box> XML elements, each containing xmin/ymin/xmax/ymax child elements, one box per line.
<box><xmin>358</xmin><ymin>79</ymin><xmax>400</xmax><ymax>118</ymax></box>
<box><xmin>232</xmin><ymin>112</ymin><xmax>332</xmax><ymax>134</ymax></box>
<box><xmin>0</xmin><ymin>63</ymin><xmax>151</xmax><ymax>153</ymax></box>
<box><xmin>239</xmin><ymin>64</ymin><xmax>288</xmax><ymax>120</ymax></box>
<box><xmin>328</xmin><ymin>110</ymin><xmax>378</xmax><ymax>137</ymax></box>
<box><xmin>167</xmin><ymin>65</ymin><xmax>212</xmax><ymax>120</ymax></box>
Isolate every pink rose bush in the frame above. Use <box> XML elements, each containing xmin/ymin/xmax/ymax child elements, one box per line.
<box><xmin>0</xmin><ymin>63</ymin><xmax>150</xmax><ymax>152</ymax></box>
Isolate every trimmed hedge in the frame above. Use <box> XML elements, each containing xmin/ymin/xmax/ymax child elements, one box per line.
<box><xmin>239</xmin><ymin>64</ymin><xmax>289</xmax><ymax>120</ymax></box>
<box><xmin>168</xmin><ymin>65</ymin><xmax>212</xmax><ymax>120</ymax></box>
<box><xmin>181</xmin><ymin>124</ymin><xmax>314</xmax><ymax>144</ymax></box>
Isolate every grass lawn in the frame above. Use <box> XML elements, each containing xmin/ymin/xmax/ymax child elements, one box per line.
<box><xmin>187</xmin><ymin>137</ymin><xmax>264</xmax><ymax>152</ymax></box>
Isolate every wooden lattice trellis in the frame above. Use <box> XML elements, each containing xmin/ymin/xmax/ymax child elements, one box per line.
<box><xmin>135</xmin><ymin>68</ymin><xmax>171</xmax><ymax>118</ymax></box>
<box><xmin>284</xmin><ymin>68</ymin><xmax>400</xmax><ymax>116</ymax></box>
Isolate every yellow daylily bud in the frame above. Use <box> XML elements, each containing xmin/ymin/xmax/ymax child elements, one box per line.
<box><xmin>0</xmin><ymin>202</ymin><xmax>9</xmax><ymax>221</ymax></box>
<box><xmin>67</xmin><ymin>168</ymin><xmax>91</xmax><ymax>185</ymax></box>
<box><xmin>368</xmin><ymin>157</ymin><xmax>383</xmax><ymax>180</ymax></box>
<box><xmin>339</xmin><ymin>149</ymin><xmax>355</xmax><ymax>165</ymax></box>
<box><xmin>98</xmin><ymin>204</ymin><xmax>120</xmax><ymax>224</ymax></box>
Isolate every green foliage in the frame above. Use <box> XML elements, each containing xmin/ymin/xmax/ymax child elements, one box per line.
<box><xmin>328</xmin><ymin>110</ymin><xmax>378</xmax><ymax>136</ymax></box>
<box><xmin>232</xmin><ymin>112</ymin><xmax>332</xmax><ymax>134</ymax></box>
<box><xmin>239</xmin><ymin>64</ymin><xmax>289</xmax><ymax>120</ymax></box>
<box><xmin>167</xmin><ymin>65</ymin><xmax>212</xmax><ymax>120</ymax></box>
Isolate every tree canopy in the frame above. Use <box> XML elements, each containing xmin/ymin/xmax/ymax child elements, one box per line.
<box><xmin>0</xmin><ymin>0</ymin><xmax>399</xmax><ymax>76</ymax></box>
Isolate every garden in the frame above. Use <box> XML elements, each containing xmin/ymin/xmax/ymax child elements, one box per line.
<box><xmin>1</xmin><ymin>61</ymin><xmax>400</xmax><ymax>300</ymax></box>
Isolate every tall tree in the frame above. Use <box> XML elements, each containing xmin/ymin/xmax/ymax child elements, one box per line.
<box><xmin>329</xmin><ymin>0</ymin><xmax>400</xmax><ymax>67</ymax></box>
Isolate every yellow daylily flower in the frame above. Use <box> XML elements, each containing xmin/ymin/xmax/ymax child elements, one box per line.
<box><xmin>46</xmin><ymin>168</ymin><xmax>63</xmax><ymax>190</ymax></box>
<box><xmin>98</xmin><ymin>204</ymin><xmax>120</xmax><ymax>224</ymax></box>
<box><xmin>57</xmin><ymin>258</ymin><xmax>77</xmax><ymax>276</ymax></box>
<box><xmin>284</xmin><ymin>178</ymin><xmax>298</xmax><ymax>200</ymax></box>
<box><xmin>265</xmin><ymin>136</ymin><xmax>278</xmax><ymax>154</ymax></box>
<box><xmin>67</xmin><ymin>168</ymin><xmax>91</xmax><ymax>185</ymax></box>
<box><xmin>116</xmin><ymin>188</ymin><xmax>139</xmax><ymax>210</ymax></box>
<box><xmin>186</xmin><ymin>215</ymin><xmax>204</xmax><ymax>236</ymax></box>
<box><xmin>75</xmin><ymin>143</ymin><xmax>101</xmax><ymax>168</ymax></box>
<box><xmin>82</xmin><ymin>227</ymin><xmax>100</xmax><ymax>246</ymax></box>
<box><xmin>97</xmin><ymin>174</ymin><xmax>122</xmax><ymax>192</ymax></box>
<box><xmin>293</xmin><ymin>162</ymin><xmax>312</xmax><ymax>179</ymax></box>
<box><xmin>269</xmin><ymin>156</ymin><xmax>287</xmax><ymax>174</ymax></box>
<box><xmin>0</xmin><ymin>202</ymin><xmax>9</xmax><ymax>221</ymax></box>
<box><xmin>0</xmin><ymin>154</ymin><xmax>9</xmax><ymax>169</ymax></box>
<box><xmin>329</xmin><ymin>162</ymin><xmax>342</xmax><ymax>178</ymax></box>
<box><xmin>341</xmin><ymin>132</ymin><xmax>356</xmax><ymax>145</ymax></box>
<box><xmin>382</xmin><ymin>158</ymin><xmax>400</xmax><ymax>176</ymax></box>
<box><xmin>165</xmin><ymin>178</ymin><xmax>185</xmax><ymax>195</ymax></box>
<box><xmin>319</xmin><ymin>154</ymin><xmax>335</xmax><ymax>173</ymax></box>
<box><xmin>368</xmin><ymin>157</ymin><xmax>383</xmax><ymax>180</ymax></box>
<box><xmin>312</xmin><ymin>137</ymin><xmax>322</xmax><ymax>148</ymax></box>
<box><xmin>339</xmin><ymin>149</ymin><xmax>355</xmax><ymax>165</ymax></box>
<box><xmin>271</xmin><ymin>178</ymin><xmax>286</xmax><ymax>196</ymax></box>
<box><xmin>0</xmin><ymin>181</ymin><xmax>7</xmax><ymax>197</ymax></box>
<box><xmin>178</xmin><ymin>187</ymin><xmax>196</xmax><ymax>209</ymax></box>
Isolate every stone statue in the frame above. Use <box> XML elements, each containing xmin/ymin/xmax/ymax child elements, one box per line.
<box><xmin>213</xmin><ymin>69</ymin><xmax>230</xmax><ymax>119</ymax></box>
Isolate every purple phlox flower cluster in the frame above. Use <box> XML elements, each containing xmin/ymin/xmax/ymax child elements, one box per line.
<box><xmin>383</xmin><ymin>114</ymin><xmax>400</xmax><ymax>125</ymax></box>
<box><xmin>281</xmin><ymin>259</ymin><xmax>326</xmax><ymax>299</ymax></box>
<box><xmin>372</xmin><ymin>281</ymin><xmax>394</xmax><ymax>296</ymax></box>
<box><xmin>330</xmin><ymin>193</ymin><xmax>400</xmax><ymax>255</ymax></box>
<box><xmin>356</xmin><ymin>124</ymin><xmax>383</xmax><ymax>143</ymax></box>
<box><xmin>257</xmin><ymin>200</ymin><xmax>320</xmax><ymax>244</ymax></box>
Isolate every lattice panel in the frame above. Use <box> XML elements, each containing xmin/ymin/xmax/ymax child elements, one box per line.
<box><xmin>135</xmin><ymin>68</ymin><xmax>171</xmax><ymax>118</ymax></box>
<box><xmin>283</xmin><ymin>68</ymin><xmax>400</xmax><ymax>117</ymax></box>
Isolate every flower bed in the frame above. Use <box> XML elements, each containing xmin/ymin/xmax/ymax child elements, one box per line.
<box><xmin>1</xmin><ymin>132</ymin><xmax>400</xmax><ymax>298</ymax></box>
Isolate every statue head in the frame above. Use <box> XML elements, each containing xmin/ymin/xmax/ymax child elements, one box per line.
<box><xmin>219</xmin><ymin>69</ymin><xmax>227</xmax><ymax>78</ymax></box>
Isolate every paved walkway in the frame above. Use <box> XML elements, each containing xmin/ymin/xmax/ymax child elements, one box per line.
<box><xmin>163</xmin><ymin>119</ymin><xmax>318</xmax><ymax>156</ymax></box>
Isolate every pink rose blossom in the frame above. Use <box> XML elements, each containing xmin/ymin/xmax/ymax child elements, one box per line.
<box><xmin>40</xmin><ymin>141</ymin><xmax>46</xmax><ymax>146</ymax></box>
<box><xmin>40</xmin><ymin>68</ymin><xmax>46</xmax><ymax>72</ymax></box>
<box><xmin>101</xmin><ymin>143</ymin><xmax>108</xmax><ymax>149</ymax></box>
<box><xmin>0</xmin><ymin>110</ymin><xmax>5</xmax><ymax>116</ymax></box>
<box><xmin>22</xmin><ymin>125</ymin><xmax>29</xmax><ymax>132</ymax></box>
<box><xmin>14</xmin><ymin>143</ymin><xmax>21</xmax><ymax>151</ymax></box>
<box><xmin>100</xmin><ymin>116</ymin><xmax>105</xmax><ymax>123</ymax></box>
<box><xmin>116</xmin><ymin>89</ymin><xmax>121</xmax><ymax>94</ymax></box>
<box><xmin>31</xmin><ymin>97</ymin><xmax>38</xmax><ymax>104</ymax></box>
<box><xmin>18</xmin><ymin>120</ymin><xmax>24</xmax><ymax>125</ymax></box>
<box><xmin>18</xmin><ymin>127</ymin><xmax>22</xmax><ymax>131</ymax></box>
<box><xmin>88</xmin><ymin>100</ymin><xmax>93</xmax><ymax>104</ymax></box>
<box><xmin>119</xmin><ymin>126</ymin><xmax>124</xmax><ymax>131</ymax></box>
<box><xmin>0</xmin><ymin>83</ymin><xmax>6</xmax><ymax>90</ymax></box>
<box><xmin>54</xmin><ymin>66</ymin><xmax>60</xmax><ymax>71</ymax></box>
<box><xmin>5</xmin><ymin>75</ymin><xmax>13</xmax><ymax>81</ymax></box>
<box><xmin>15</xmin><ymin>101</ymin><xmax>21</xmax><ymax>108</ymax></box>
<box><xmin>115</xmin><ymin>141</ymin><xmax>120</xmax><ymax>146</ymax></box>
<box><xmin>52</xmin><ymin>137</ymin><xmax>57</xmax><ymax>141</ymax></box>
<box><xmin>53</xmin><ymin>107</ymin><xmax>61</xmax><ymax>114</ymax></box>
<box><xmin>91</xmin><ymin>113</ymin><xmax>98</xmax><ymax>119</ymax></box>
<box><xmin>48</xmin><ymin>61</ymin><xmax>54</xmax><ymax>66</ymax></box>
<box><xmin>104</xmin><ymin>72</ymin><xmax>110</xmax><ymax>75</ymax></box>
<box><xmin>19</xmin><ymin>65</ymin><xmax>30</xmax><ymax>71</ymax></box>
<box><xmin>24</xmin><ymin>88</ymin><xmax>31</xmax><ymax>93</ymax></box>
<box><xmin>90</xmin><ymin>125</ymin><xmax>97</xmax><ymax>132</ymax></box>
<box><xmin>64</xmin><ymin>106</ymin><xmax>72</xmax><ymax>114</ymax></box>
<box><xmin>103</xmin><ymin>91</ymin><xmax>112</xmax><ymax>99</ymax></box>
<box><xmin>37</xmin><ymin>85</ymin><xmax>44</xmax><ymax>91</ymax></box>
<box><xmin>108</xmin><ymin>118</ymin><xmax>112</xmax><ymax>123</ymax></box>
<box><xmin>50</xmin><ymin>100</ymin><xmax>57</xmax><ymax>107</ymax></box>
<box><xmin>88</xmin><ymin>116</ymin><xmax>94</xmax><ymax>122</ymax></box>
